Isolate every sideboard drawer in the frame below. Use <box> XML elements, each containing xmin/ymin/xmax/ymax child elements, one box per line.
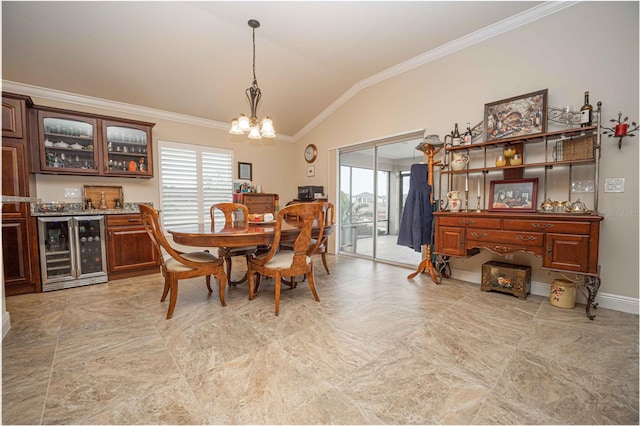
<box><xmin>503</xmin><ymin>219</ymin><xmax>591</xmax><ymax>235</ymax></box>
<box><xmin>466</xmin><ymin>229</ymin><xmax>543</xmax><ymax>246</ymax></box>
<box><xmin>438</xmin><ymin>216</ymin><xmax>502</xmax><ymax>229</ymax></box>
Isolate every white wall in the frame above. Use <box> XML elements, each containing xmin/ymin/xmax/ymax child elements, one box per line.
<box><xmin>297</xmin><ymin>2</ymin><xmax>639</xmax><ymax>301</ymax></box>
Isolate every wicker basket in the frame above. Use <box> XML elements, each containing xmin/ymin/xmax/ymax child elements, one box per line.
<box><xmin>559</xmin><ymin>135</ymin><xmax>594</xmax><ymax>161</ymax></box>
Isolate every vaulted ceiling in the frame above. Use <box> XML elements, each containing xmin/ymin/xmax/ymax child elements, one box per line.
<box><xmin>3</xmin><ymin>1</ymin><xmax>551</xmax><ymax>141</ymax></box>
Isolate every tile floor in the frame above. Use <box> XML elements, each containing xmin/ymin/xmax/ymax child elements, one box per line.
<box><xmin>2</xmin><ymin>255</ymin><xmax>638</xmax><ymax>425</ymax></box>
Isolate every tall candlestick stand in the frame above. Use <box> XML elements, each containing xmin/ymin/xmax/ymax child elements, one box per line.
<box><xmin>408</xmin><ymin>138</ymin><xmax>444</xmax><ymax>283</ymax></box>
<box><xmin>476</xmin><ymin>196</ymin><xmax>482</xmax><ymax>213</ymax></box>
<box><xmin>463</xmin><ymin>190</ymin><xmax>469</xmax><ymax>212</ymax></box>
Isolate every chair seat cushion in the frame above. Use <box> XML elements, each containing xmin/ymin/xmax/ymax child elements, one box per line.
<box><xmin>165</xmin><ymin>251</ymin><xmax>219</xmax><ymax>272</ymax></box>
<box><xmin>259</xmin><ymin>251</ymin><xmax>311</xmax><ymax>269</ymax></box>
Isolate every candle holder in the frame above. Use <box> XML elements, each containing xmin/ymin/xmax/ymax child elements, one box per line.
<box><xmin>464</xmin><ymin>190</ymin><xmax>469</xmax><ymax>212</ymax></box>
<box><xmin>601</xmin><ymin>110</ymin><xmax>639</xmax><ymax>150</ymax></box>
<box><xmin>476</xmin><ymin>196</ymin><xmax>482</xmax><ymax>213</ymax></box>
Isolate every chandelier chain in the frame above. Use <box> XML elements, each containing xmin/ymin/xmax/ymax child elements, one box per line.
<box><xmin>252</xmin><ymin>27</ymin><xmax>257</xmax><ymax>85</ymax></box>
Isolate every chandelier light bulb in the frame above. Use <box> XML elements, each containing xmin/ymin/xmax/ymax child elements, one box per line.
<box><xmin>248</xmin><ymin>125</ymin><xmax>262</xmax><ymax>139</ymax></box>
<box><xmin>261</xmin><ymin>117</ymin><xmax>275</xmax><ymax>138</ymax></box>
<box><xmin>238</xmin><ymin>114</ymin><xmax>251</xmax><ymax>132</ymax></box>
<box><xmin>229</xmin><ymin>118</ymin><xmax>243</xmax><ymax>135</ymax></box>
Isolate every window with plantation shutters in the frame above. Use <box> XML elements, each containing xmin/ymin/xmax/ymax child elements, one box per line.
<box><xmin>158</xmin><ymin>140</ymin><xmax>233</xmax><ymax>228</ymax></box>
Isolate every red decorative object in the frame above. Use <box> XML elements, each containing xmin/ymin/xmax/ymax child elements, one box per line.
<box><xmin>602</xmin><ymin>112</ymin><xmax>638</xmax><ymax>149</ymax></box>
<box><xmin>614</xmin><ymin>123</ymin><xmax>628</xmax><ymax>137</ymax></box>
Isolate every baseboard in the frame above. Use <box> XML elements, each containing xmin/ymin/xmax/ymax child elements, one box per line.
<box><xmin>451</xmin><ymin>269</ymin><xmax>639</xmax><ymax>315</ymax></box>
<box><xmin>2</xmin><ymin>311</ymin><xmax>11</xmax><ymax>340</ymax></box>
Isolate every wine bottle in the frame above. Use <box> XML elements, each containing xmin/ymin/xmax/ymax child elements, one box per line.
<box><xmin>452</xmin><ymin>123</ymin><xmax>461</xmax><ymax>146</ymax></box>
<box><xmin>463</xmin><ymin>122</ymin><xmax>473</xmax><ymax>144</ymax></box>
<box><xmin>580</xmin><ymin>91</ymin><xmax>593</xmax><ymax>127</ymax></box>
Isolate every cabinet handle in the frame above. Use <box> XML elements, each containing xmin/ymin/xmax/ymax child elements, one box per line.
<box><xmin>532</xmin><ymin>223</ymin><xmax>554</xmax><ymax>229</ymax></box>
<box><xmin>459</xmin><ymin>219</ymin><xmax>475</xmax><ymax>225</ymax></box>
<box><xmin>470</xmin><ymin>231</ymin><xmax>488</xmax><ymax>238</ymax></box>
<box><xmin>547</xmin><ymin>244</ymin><xmax>552</xmax><ymax>259</ymax></box>
<box><xmin>515</xmin><ymin>234</ymin><xmax>538</xmax><ymax>242</ymax></box>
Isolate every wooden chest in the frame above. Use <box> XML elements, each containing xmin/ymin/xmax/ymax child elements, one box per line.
<box><xmin>234</xmin><ymin>193</ymin><xmax>275</xmax><ymax>214</ymax></box>
<box><xmin>481</xmin><ymin>261</ymin><xmax>531</xmax><ymax>299</ymax></box>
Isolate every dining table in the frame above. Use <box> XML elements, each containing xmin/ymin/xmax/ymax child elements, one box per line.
<box><xmin>167</xmin><ymin>219</ymin><xmax>335</xmax><ymax>249</ymax></box>
<box><xmin>167</xmin><ymin>219</ymin><xmax>335</xmax><ymax>289</ymax></box>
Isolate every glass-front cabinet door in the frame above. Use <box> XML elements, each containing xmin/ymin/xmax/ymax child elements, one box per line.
<box><xmin>38</xmin><ymin>111</ymin><xmax>99</xmax><ymax>175</ymax></box>
<box><xmin>103</xmin><ymin>121</ymin><xmax>152</xmax><ymax>177</ymax></box>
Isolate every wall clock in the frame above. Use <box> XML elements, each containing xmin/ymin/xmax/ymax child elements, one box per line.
<box><xmin>304</xmin><ymin>144</ymin><xmax>318</xmax><ymax>163</ymax></box>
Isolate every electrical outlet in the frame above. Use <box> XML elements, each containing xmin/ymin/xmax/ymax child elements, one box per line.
<box><xmin>604</xmin><ymin>178</ymin><xmax>625</xmax><ymax>193</ymax></box>
<box><xmin>64</xmin><ymin>187</ymin><xmax>82</xmax><ymax>198</ymax></box>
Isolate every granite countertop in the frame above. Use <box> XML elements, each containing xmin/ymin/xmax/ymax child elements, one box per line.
<box><xmin>31</xmin><ymin>202</ymin><xmax>154</xmax><ymax>217</ymax></box>
<box><xmin>2</xmin><ymin>195</ymin><xmax>41</xmax><ymax>203</ymax></box>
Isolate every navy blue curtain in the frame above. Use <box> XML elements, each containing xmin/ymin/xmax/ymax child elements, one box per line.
<box><xmin>397</xmin><ymin>163</ymin><xmax>433</xmax><ymax>252</ymax></box>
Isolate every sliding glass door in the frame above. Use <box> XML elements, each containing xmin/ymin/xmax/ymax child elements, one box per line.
<box><xmin>338</xmin><ymin>132</ymin><xmax>424</xmax><ymax>267</ymax></box>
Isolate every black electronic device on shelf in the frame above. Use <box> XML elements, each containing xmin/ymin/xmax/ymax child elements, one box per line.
<box><xmin>297</xmin><ymin>185</ymin><xmax>324</xmax><ymax>200</ymax></box>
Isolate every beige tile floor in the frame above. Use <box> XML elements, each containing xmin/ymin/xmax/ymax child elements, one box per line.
<box><xmin>3</xmin><ymin>255</ymin><xmax>638</xmax><ymax>425</ymax></box>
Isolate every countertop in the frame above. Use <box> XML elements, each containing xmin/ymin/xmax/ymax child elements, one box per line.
<box><xmin>30</xmin><ymin>202</ymin><xmax>154</xmax><ymax>217</ymax></box>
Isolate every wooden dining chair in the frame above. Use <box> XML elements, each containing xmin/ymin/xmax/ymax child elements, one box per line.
<box><xmin>210</xmin><ymin>202</ymin><xmax>259</xmax><ymax>286</ymax></box>
<box><xmin>139</xmin><ymin>203</ymin><xmax>227</xmax><ymax>319</ymax></box>
<box><xmin>280</xmin><ymin>201</ymin><xmax>334</xmax><ymax>274</ymax></box>
<box><xmin>247</xmin><ymin>202</ymin><xmax>325</xmax><ymax>316</ymax></box>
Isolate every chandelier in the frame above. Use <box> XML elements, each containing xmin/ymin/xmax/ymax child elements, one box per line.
<box><xmin>229</xmin><ymin>19</ymin><xmax>276</xmax><ymax>139</ymax></box>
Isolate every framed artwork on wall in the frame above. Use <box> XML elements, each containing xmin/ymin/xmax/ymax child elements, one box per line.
<box><xmin>238</xmin><ymin>162</ymin><xmax>252</xmax><ymax>181</ymax></box>
<box><xmin>484</xmin><ymin>89</ymin><xmax>548</xmax><ymax>142</ymax></box>
<box><xmin>307</xmin><ymin>165</ymin><xmax>315</xmax><ymax>177</ymax></box>
<box><xmin>489</xmin><ymin>178</ymin><xmax>538</xmax><ymax>212</ymax></box>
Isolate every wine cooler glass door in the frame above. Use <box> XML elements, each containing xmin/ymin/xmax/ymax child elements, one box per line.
<box><xmin>38</xmin><ymin>217</ymin><xmax>74</xmax><ymax>283</ymax></box>
<box><xmin>74</xmin><ymin>216</ymin><xmax>107</xmax><ymax>277</ymax></box>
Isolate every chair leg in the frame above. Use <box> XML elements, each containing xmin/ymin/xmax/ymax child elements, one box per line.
<box><xmin>161</xmin><ymin>277</ymin><xmax>170</xmax><ymax>302</ymax></box>
<box><xmin>307</xmin><ymin>270</ymin><xmax>320</xmax><ymax>302</ymax></box>
<box><xmin>248</xmin><ymin>267</ymin><xmax>256</xmax><ymax>300</ymax></box>
<box><xmin>166</xmin><ymin>277</ymin><xmax>179</xmax><ymax>319</ymax></box>
<box><xmin>206</xmin><ymin>275</ymin><xmax>212</xmax><ymax>293</ymax></box>
<box><xmin>275</xmin><ymin>270</ymin><xmax>281</xmax><ymax>316</ymax></box>
<box><xmin>225</xmin><ymin>256</ymin><xmax>234</xmax><ymax>286</ymax></box>
<box><xmin>217</xmin><ymin>272</ymin><xmax>227</xmax><ymax>307</ymax></box>
<box><xmin>321</xmin><ymin>253</ymin><xmax>330</xmax><ymax>274</ymax></box>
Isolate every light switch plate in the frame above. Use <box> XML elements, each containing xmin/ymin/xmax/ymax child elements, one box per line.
<box><xmin>604</xmin><ymin>178</ymin><xmax>625</xmax><ymax>193</ymax></box>
<box><xmin>64</xmin><ymin>187</ymin><xmax>82</xmax><ymax>198</ymax></box>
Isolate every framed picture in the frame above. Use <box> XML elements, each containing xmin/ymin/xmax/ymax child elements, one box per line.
<box><xmin>489</xmin><ymin>178</ymin><xmax>538</xmax><ymax>212</ymax></box>
<box><xmin>307</xmin><ymin>165</ymin><xmax>315</xmax><ymax>177</ymax></box>
<box><xmin>484</xmin><ymin>89</ymin><xmax>548</xmax><ymax>142</ymax></box>
<box><xmin>238</xmin><ymin>162</ymin><xmax>252</xmax><ymax>181</ymax></box>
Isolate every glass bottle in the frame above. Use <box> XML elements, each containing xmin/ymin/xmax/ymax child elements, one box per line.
<box><xmin>463</xmin><ymin>122</ymin><xmax>472</xmax><ymax>144</ymax></box>
<box><xmin>580</xmin><ymin>91</ymin><xmax>593</xmax><ymax>127</ymax></box>
<box><xmin>452</xmin><ymin>123</ymin><xmax>461</xmax><ymax>146</ymax></box>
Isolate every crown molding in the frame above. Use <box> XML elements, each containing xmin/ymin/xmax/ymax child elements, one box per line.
<box><xmin>1</xmin><ymin>80</ymin><xmax>295</xmax><ymax>143</ymax></box>
<box><xmin>294</xmin><ymin>1</ymin><xmax>578</xmax><ymax>141</ymax></box>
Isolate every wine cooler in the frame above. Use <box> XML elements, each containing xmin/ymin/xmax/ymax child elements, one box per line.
<box><xmin>37</xmin><ymin>216</ymin><xmax>108</xmax><ymax>291</ymax></box>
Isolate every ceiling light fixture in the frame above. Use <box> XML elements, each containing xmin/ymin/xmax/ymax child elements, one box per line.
<box><xmin>229</xmin><ymin>19</ymin><xmax>276</xmax><ymax>139</ymax></box>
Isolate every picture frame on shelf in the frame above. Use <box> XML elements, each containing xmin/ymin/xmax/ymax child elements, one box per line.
<box><xmin>306</xmin><ymin>165</ymin><xmax>315</xmax><ymax>177</ymax></box>
<box><xmin>484</xmin><ymin>89</ymin><xmax>548</xmax><ymax>142</ymax></box>
<box><xmin>489</xmin><ymin>178</ymin><xmax>538</xmax><ymax>212</ymax></box>
<box><xmin>238</xmin><ymin>162</ymin><xmax>252</xmax><ymax>181</ymax></box>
